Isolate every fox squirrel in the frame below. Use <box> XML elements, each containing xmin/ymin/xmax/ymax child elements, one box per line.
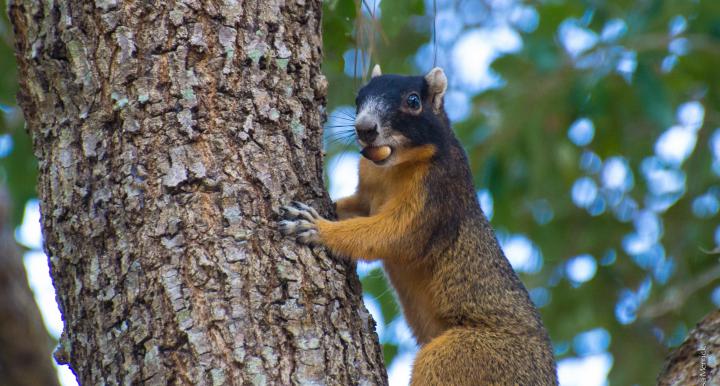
<box><xmin>280</xmin><ymin>65</ymin><xmax>558</xmax><ymax>385</ymax></box>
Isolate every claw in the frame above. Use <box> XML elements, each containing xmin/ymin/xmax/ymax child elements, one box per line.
<box><xmin>298</xmin><ymin>209</ymin><xmax>319</xmax><ymax>222</ymax></box>
<box><xmin>296</xmin><ymin>229</ymin><xmax>320</xmax><ymax>245</ymax></box>
<box><xmin>281</xmin><ymin>205</ymin><xmax>300</xmax><ymax>219</ymax></box>
<box><xmin>281</xmin><ymin>201</ymin><xmax>321</xmax><ymax>222</ymax></box>
<box><xmin>278</xmin><ymin>220</ymin><xmax>294</xmax><ymax>235</ymax></box>
<box><xmin>279</xmin><ymin>201</ymin><xmax>323</xmax><ymax>246</ymax></box>
<box><xmin>291</xmin><ymin>201</ymin><xmax>320</xmax><ymax>220</ymax></box>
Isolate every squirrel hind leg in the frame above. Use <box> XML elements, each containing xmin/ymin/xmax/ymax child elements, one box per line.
<box><xmin>410</xmin><ymin>327</ymin><xmax>557</xmax><ymax>386</ymax></box>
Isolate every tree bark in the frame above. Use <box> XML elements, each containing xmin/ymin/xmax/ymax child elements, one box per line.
<box><xmin>657</xmin><ymin>309</ymin><xmax>719</xmax><ymax>385</ymax></box>
<box><xmin>10</xmin><ymin>1</ymin><xmax>387</xmax><ymax>385</ymax></box>
<box><xmin>0</xmin><ymin>188</ymin><xmax>60</xmax><ymax>386</ymax></box>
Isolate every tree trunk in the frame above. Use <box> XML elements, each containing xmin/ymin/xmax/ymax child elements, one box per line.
<box><xmin>9</xmin><ymin>1</ymin><xmax>387</xmax><ymax>385</ymax></box>
<box><xmin>0</xmin><ymin>188</ymin><xmax>60</xmax><ymax>386</ymax></box>
<box><xmin>657</xmin><ymin>309</ymin><xmax>719</xmax><ymax>385</ymax></box>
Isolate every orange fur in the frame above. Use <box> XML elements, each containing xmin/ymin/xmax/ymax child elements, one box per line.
<box><xmin>411</xmin><ymin>327</ymin><xmax>556</xmax><ymax>385</ymax></box>
<box><xmin>322</xmin><ymin>144</ymin><xmax>448</xmax><ymax>344</ymax></box>
<box><xmin>283</xmin><ymin>68</ymin><xmax>557</xmax><ymax>384</ymax></box>
<box><xmin>383</xmin><ymin>262</ymin><xmax>446</xmax><ymax>344</ymax></box>
<box><xmin>317</xmin><ymin>145</ymin><xmax>436</xmax><ymax>261</ymax></box>
<box><xmin>317</xmin><ymin>142</ymin><xmax>556</xmax><ymax>384</ymax></box>
<box><xmin>335</xmin><ymin>195</ymin><xmax>369</xmax><ymax>219</ymax></box>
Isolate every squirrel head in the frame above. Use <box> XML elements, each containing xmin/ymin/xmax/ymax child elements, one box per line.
<box><xmin>354</xmin><ymin>65</ymin><xmax>451</xmax><ymax>166</ymax></box>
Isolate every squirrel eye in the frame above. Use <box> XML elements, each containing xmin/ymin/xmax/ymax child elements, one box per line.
<box><xmin>406</xmin><ymin>94</ymin><xmax>421</xmax><ymax>110</ymax></box>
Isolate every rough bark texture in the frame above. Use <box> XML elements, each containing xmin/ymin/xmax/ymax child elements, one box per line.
<box><xmin>10</xmin><ymin>1</ymin><xmax>387</xmax><ymax>385</ymax></box>
<box><xmin>0</xmin><ymin>188</ymin><xmax>60</xmax><ymax>386</ymax></box>
<box><xmin>657</xmin><ymin>309</ymin><xmax>720</xmax><ymax>385</ymax></box>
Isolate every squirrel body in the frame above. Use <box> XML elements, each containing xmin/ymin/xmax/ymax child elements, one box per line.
<box><xmin>280</xmin><ymin>66</ymin><xmax>558</xmax><ymax>385</ymax></box>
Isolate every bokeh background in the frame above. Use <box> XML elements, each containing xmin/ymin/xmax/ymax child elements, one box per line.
<box><xmin>2</xmin><ymin>0</ymin><xmax>719</xmax><ymax>385</ymax></box>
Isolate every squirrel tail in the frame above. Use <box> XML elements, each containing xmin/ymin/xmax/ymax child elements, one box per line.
<box><xmin>410</xmin><ymin>327</ymin><xmax>557</xmax><ymax>386</ymax></box>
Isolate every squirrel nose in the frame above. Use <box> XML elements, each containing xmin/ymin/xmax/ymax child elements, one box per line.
<box><xmin>356</xmin><ymin>121</ymin><xmax>379</xmax><ymax>143</ymax></box>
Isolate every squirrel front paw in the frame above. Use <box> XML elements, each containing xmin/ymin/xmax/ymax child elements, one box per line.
<box><xmin>279</xmin><ymin>201</ymin><xmax>322</xmax><ymax>246</ymax></box>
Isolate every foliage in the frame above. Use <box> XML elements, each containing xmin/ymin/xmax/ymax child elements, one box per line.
<box><xmin>0</xmin><ymin>0</ymin><xmax>36</xmax><ymax>225</ymax></box>
<box><xmin>1</xmin><ymin>0</ymin><xmax>718</xmax><ymax>384</ymax></box>
<box><xmin>322</xmin><ymin>0</ymin><xmax>720</xmax><ymax>384</ymax></box>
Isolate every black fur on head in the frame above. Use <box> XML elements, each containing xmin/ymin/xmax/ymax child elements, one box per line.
<box><xmin>354</xmin><ymin>67</ymin><xmax>453</xmax><ymax>161</ymax></box>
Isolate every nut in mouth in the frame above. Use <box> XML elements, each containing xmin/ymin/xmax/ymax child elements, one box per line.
<box><xmin>361</xmin><ymin>145</ymin><xmax>393</xmax><ymax>163</ymax></box>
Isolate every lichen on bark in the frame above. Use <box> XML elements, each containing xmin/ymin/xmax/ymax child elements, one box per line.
<box><xmin>658</xmin><ymin>310</ymin><xmax>720</xmax><ymax>385</ymax></box>
<box><xmin>10</xmin><ymin>1</ymin><xmax>387</xmax><ymax>384</ymax></box>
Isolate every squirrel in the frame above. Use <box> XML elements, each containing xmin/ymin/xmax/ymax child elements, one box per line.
<box><xmin>279</xmin><ymin>65</ymin><xmax>558</xmax><ymax>385</ymax></box>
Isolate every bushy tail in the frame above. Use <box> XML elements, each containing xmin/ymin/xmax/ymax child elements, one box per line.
<box><xmin>410</xmin><ymin>327</ymin><xmax>557</xmax><ymax>386</ymax></box>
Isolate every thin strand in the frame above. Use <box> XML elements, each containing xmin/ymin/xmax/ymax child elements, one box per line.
<box><xmin>433</xmin><ymin>0</ymin><xmax>437</xmax><ymax>67</ymax></box>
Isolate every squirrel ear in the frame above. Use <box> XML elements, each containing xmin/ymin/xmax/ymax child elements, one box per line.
<box><xmin>424</xmin><ymin>67</ymin><xmax>447</xmax><ymax>112</ymax></box>
<box><xmin>371</xmin><ymin>64</ymin><xmax>382</xmax><ymax>78</ymax></box>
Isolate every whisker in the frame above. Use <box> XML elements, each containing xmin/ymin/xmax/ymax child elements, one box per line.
<box><xmin>325</xmin><ymin>125</ymin><xmax>354</xmax><ymax>131</ymax></box>
<box><xmin>326</xmin><ymin>131</ymin><xmax>356</xmax><ymax>139</ymax></box>
<box><xmin>325</xmin><ymin>127</ymin><xmax>356</xmax><ymax>135</ymax></box>
<box><xmin>335</xmin><ymin>109</ymin><xmax>356</xmax><ymax>116</ymax></box>
<box><xmin>329</xmin><ymin>109</ymin><xmax>355</xmax><ymax>118</ymax></box>
<box><xmin>327</xmin><ymin>116</ymin><xmax>355</xmax><ymax>124</ymax></box>
<box><xmin>324</xmin><ymin>124</ymin><xmax>356</xmax><ymax>129</ymax></box>
<box><xmin>328</xmin><ymin>109</ymin><xmax>357</xmax><ymax>120</ymax></box>
<box><xmin>325</xmin><ymin>129</ymin><xmax>357</xmax><ymax>147</ymax></box>
<box><xmin>325</xmin><ymin>130</ymin><xmax>355</xmax><ymax>138</ymax></box>
<box><xmin>325</xmin><ymin>135</ymin><xmax>357</xmax><ymax>147</ymax></box>
<box><xmin>324</xmin><ymin>126</ymin><xmax>356</xmax><ymax>140</ymax></box>
<box><xmin>327</xmin><ymin>135</ymin><xmax>359</xmax><ymax>178</ymax></box>
<box><xmin>324</xmin><ymin>106</ymin><xmax>360</xmax><ymax>190</ymax></box>
<box><xmin>328</xmin><ymin>112</ymin><xmax>356</xmax><ymax>119</ymax></box>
